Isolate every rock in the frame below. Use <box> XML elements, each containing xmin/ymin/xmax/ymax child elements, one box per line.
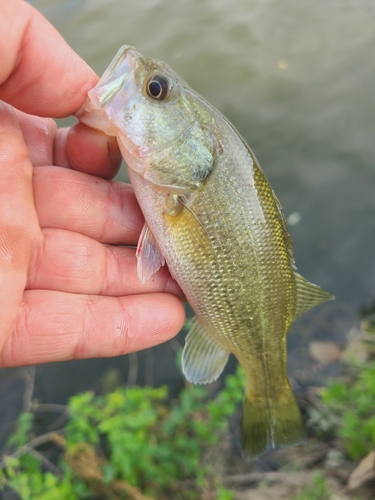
<box><xmin>309</xmin><ymin>341</ymin><xmax>342</xmax><ymax>364</ymax></box>
<box><xmin>348</xmin><ymin>451</ymin><xmax>375</xmax><ymax>491</ymax></box>
<box><xmin>342</xmin><ymin>340</ymin><xmax>369</xmax><ymax>365</ymax></box>
<box><xmin>325</xmin><ymin>449</ymin><xmax>345</xmax><ymax>470</ymax></box>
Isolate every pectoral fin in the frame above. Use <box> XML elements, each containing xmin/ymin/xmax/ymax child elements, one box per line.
<box><xmin>294</xmin><ymin>272</ymin><xmax>334</xmax><ymax>318</ymax></box>
<box><xmin>136</xmin><ymin>224</ymin><xmax>165</xmax><ymax>284</ymax></box>
<box><xmin>182</xmin><ymin>318</ymin><xmax>229</xmax><ymax>384</ymax></box>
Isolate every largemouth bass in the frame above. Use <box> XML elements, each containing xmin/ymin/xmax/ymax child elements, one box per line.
<box><xmin>78</xmin><ymin>46</ymin><xmax>333</xmax><ymax>459</ymax></box>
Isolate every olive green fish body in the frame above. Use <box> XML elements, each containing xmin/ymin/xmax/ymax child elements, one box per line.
<box><xmin>78</xmin><ymin>46</ymin><xmax>333</xmax><ymax>459</ymax></box>
<box><xmin>130</xmin><ymin>125</ymin><xmax>294</xmax><ymax>391</ymax></box>
<box><xmin>128</xmin><ymin>118</ymin><xmax>303</xmax><ymax>457</ymax></box>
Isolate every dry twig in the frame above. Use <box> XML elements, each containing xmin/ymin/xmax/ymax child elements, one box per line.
<box><xmin>66</xmin><ymin>443</ymin><xmax>152</xmax><ymax>500</ymax></box>
<box><xmin>0</xmin><ymin>430</ymin><xmax>65</xmax><ymax>469</ymax></box>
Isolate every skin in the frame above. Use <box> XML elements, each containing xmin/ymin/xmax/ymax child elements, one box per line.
<box><xmin>0</xmin><ymin>0</ymin><xmax>185</xmax><ymax>367</ymax></box>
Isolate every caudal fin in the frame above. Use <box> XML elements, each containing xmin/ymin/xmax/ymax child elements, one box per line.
<box><xmin>240</xmin><ymin>384</ymin><xmax>305</xmax><ymax>460</ymax></box>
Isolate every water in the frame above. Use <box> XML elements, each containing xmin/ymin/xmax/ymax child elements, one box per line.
<box><xmin>1</xmin><ymin>0</ymin><xmax>375</xmax><ymax>447</ymax></box>
<box><xmin>31</xmin><ymin>0</ymin><xmax>375</xmax><ymax>304</ymax></box>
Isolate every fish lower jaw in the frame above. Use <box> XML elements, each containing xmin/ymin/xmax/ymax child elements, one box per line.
<box><xmin>75</xmin><ymin>102</ymin><xmax>119</xmax><ymax>138</ymax></box>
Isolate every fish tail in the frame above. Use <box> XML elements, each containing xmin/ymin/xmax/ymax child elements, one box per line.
<box><xmin>240</xmin><ymin>384</ymin><xmax>305</xmax><ymax>460</ymax></box>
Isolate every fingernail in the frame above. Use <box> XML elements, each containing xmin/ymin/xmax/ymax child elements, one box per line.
<box><xmin>108</xmin><ymin>137</ymin><xmax>123</xmax><ymax>163</ymax></box>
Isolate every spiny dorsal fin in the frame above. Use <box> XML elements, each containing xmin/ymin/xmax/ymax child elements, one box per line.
<box><xmin>182</xmin><ymin>317</ymin><xmax>229</xmax><ymax>384</ymax></box>
<box><xmin>295</xmin><ymin>272</ymin><xmax>334</xmax><ymax>318</ymax></box>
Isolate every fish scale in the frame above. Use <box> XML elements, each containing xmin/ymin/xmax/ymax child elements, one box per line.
<box><xmin>78</xmin><ymin>45</ymin><xmax>333</xmax><ymax>459</ymax></box>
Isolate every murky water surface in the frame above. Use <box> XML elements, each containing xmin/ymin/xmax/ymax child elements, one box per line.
<box><xmin>32</xmin><ymin>0</ymin><xmax>375</xmax><ymax>304</ymax></box>
<box><xmin>1</xmin><ymin>0</ymin><xmax>375</xmax><ymax>446</ymax></box>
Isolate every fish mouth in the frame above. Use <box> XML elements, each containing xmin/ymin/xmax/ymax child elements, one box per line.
<box><xmin>88</xmin><ymin>45</ymin><xmax>137</xmax><ymax>108</ymax></box>
<box><xmin>76</xmin><ymin>46</ymin><xmax>168</xmax><ymax>163</ymax></box>
<box><xmin>76</xmin><ymin>45</ymin><xmax>138</xmax><ymax>136</ymax></box>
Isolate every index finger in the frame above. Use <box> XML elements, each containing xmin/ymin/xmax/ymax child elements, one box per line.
<box><xmin>0</xmin><ymin>0</ymin><xmax>97</xmax><ymax>117</ymax></box>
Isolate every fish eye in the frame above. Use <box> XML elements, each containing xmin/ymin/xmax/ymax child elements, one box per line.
<box><xmin>146</xmin><ymin>75</ymin><xmax>170</xmax><ymax>101</ymax></box>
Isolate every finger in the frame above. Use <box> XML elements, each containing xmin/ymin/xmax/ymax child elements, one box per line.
<box><xmin>64</xmin><ymin>122</ymin><xmax>122</xmax><ymax>179</ymax></box>
<box><xmin>15</xmin><ymin>108</ymin><xmax>57</xmax><ymax>166</ymax></box>
<box><xmin>0</xmin><ymin>102</ymin><xmax>40</xmax><ymax>353</ymax></box>
<box><xmin>28</xmin><ymin>228</ymin><xmax>183</xmax><ymax>298</ymax></box>
<box><xmin>0</xmin><ymin>290</ymin><xmax>185</xmax><ymax>367</ymax></box>
<box><xmin>0</xmin><ymin>1</ymin><xmax>97</xmax><ymax>117</ymax></box>
<box><xmin>15</xmin><ymin>110</ymin><xmax>123</xmax><ymax>177</ymax></box>
<box><xmin>33</xmin><ymin>166</ymin><xmax>143</xmax><ymax>244</ymax></box>
<box><xmin>54</xmin><ymin>128</ymin><xmax>70</xmax><ymax>168</ymax></box>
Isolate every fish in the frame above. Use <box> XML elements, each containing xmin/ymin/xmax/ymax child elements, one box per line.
<box><xmin>77</xmin><ymin>46</ymin><xmax>333</xmax><ymax>459</ymax></box>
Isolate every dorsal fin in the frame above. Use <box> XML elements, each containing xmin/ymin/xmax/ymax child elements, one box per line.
<box><xmin>294</xmin><ymin>272</ymin><xmax>334</xmax><ymax>318</ymax></box>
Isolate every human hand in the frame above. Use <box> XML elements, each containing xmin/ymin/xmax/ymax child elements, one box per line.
<box><xmin>0</xmin><ymin>1</ymin><xmax>185</xmax><ymax>367</ymax></box>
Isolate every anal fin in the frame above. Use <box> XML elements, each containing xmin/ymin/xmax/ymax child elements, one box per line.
<box><xmin>295</xmin><ymin>272</ymin><xmax>334</xmax><ymax>318</ymax></box>
<box><xmin>182</xmin><ymin>317</ymin><xmax>229</xmax><ymax>384</ymax></box>
<box><xmin>136</xmin><ymin>224</ymin><xmax>165</xmax><ymax>284</ymax></box>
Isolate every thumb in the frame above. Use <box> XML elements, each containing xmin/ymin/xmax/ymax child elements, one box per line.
<box><xmin>0</xmin><ymin>0</ymin><xmax>98</xmax><ymax>117</ymax></box>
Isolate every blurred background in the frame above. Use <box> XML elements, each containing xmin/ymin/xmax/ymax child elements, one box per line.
<box><xmin>1</xmin><ymin>0</ymin><xmax>374</xmax><ymax>466</ymax></box>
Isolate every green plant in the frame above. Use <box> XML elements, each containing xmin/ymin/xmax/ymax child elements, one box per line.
<box><xmin>216</xmin><ymin>485</ymin><xmax>235</xmax><ymax>500</ymax></box>
<box><xmin>321</xmin><ymin>360</ymin><xmax>375</xmax><ymax>459</ymax></box>
<box><xmin>0</xmin><ymin>364</ymin><xmax>245</xmax><ymax>499</ymax></box>
<box><xmin>292</xmin><ymin>470</ymin><xmax>331</xmax><ymax>500</ymax></box>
